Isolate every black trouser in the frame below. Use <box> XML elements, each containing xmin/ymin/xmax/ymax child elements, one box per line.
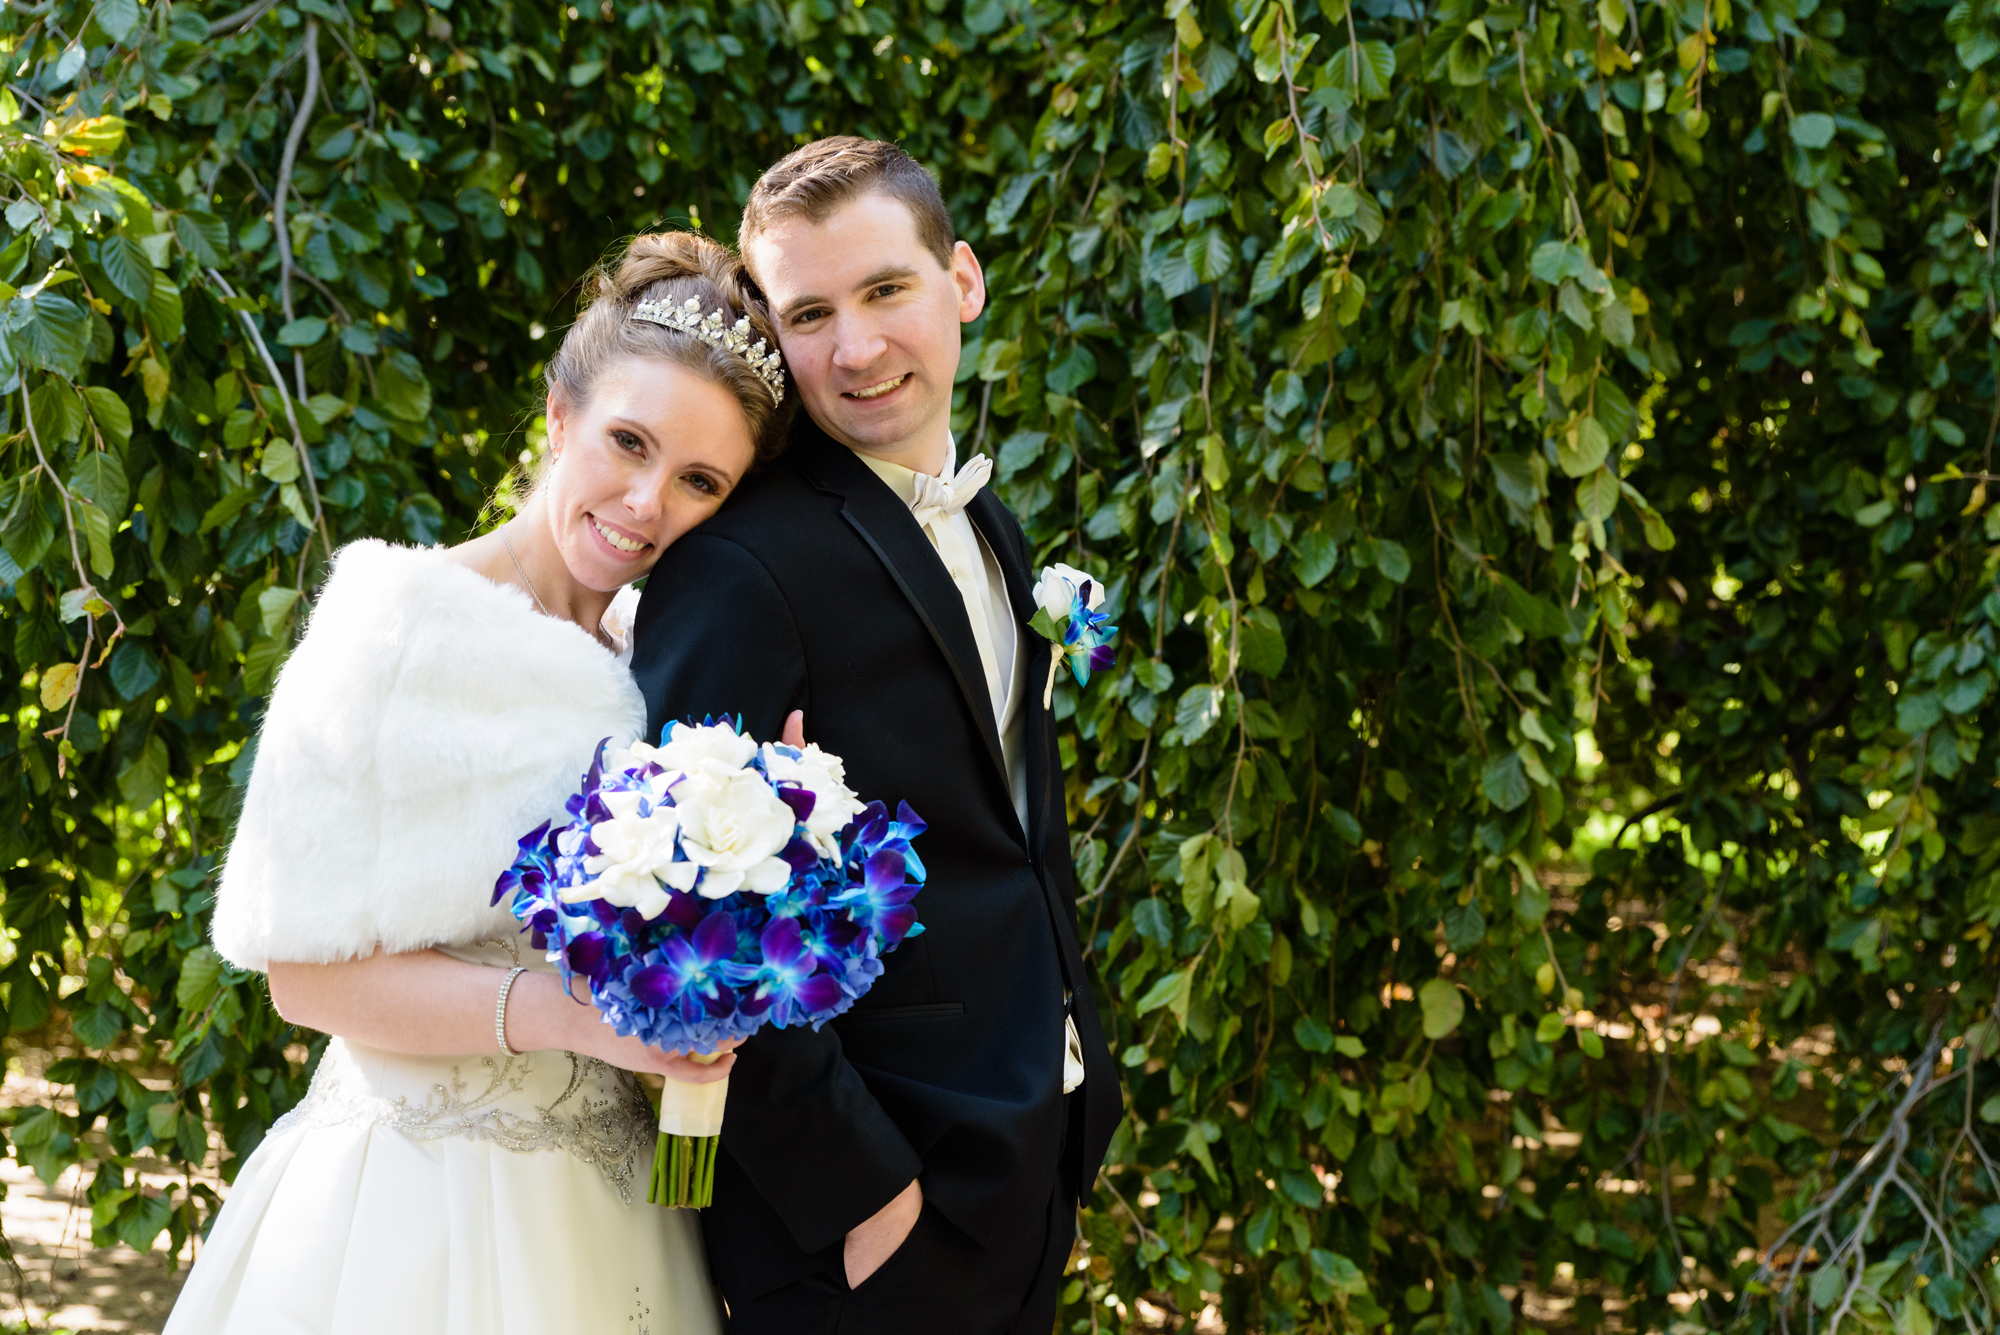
<box><xmin>725</xmin><ymin>1182</ymin><xmax>1074</xmax><ymax>1335</ymax></box>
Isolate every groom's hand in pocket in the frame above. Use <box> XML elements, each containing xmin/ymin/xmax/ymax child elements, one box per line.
<box><xmin>844</xmin><ymin>1178</ymin><xmax>921</xmax><ymax>1289</ymax></box>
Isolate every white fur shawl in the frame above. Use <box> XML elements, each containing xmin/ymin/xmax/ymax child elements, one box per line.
<box><xmin>212</xmin><ymin>539</ymin><xmax>645</xmax><ymax>971</ymax></box>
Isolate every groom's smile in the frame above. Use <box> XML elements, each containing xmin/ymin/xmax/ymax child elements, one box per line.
<box><xmin>845</xmin><ymin>373</ymin><xmax>911</xmax><ymax>401</ymax></box>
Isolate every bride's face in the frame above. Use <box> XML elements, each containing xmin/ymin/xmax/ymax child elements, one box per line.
<box><xmin>542</xmin><ymin>357</ymin><xmax>755</xmax><ymax>592</ymax></box>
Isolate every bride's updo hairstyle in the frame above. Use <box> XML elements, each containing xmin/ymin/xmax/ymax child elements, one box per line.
<box><xmin>544</xmin><ymin>231</ymin><xmax>791</xmax><ymax>465</ymax></box>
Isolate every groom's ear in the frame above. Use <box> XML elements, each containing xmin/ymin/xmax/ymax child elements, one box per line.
<box><xmin>952</xmin><ymin>240</ymin><xmax>986</xmax><ymax>325</ymax></box>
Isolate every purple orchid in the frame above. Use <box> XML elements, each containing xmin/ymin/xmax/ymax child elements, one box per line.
<box><xmin>730</xmin><ymin>916</ymin><xmax>844</xmax><ymax>1026</ymax></box>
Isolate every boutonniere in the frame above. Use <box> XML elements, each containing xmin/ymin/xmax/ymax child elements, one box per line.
<box><xmin>1030</xmin><ymin>563</ymin><xmax>1118</xmax><ymax>708</ymax></box>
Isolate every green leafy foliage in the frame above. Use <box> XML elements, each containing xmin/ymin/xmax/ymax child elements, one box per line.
<box><xmin>0</xmin><ymin>0</ymin><xmax>1997</xmax><ymax>1329</ymax></box>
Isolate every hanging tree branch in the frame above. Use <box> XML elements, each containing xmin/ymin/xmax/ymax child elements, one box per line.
<box><xmin>205</xmin><ymin>268</ymin><xmax>334</xmax><ymax>568</ymax></box>
<box><xmin>274</xmin><ymin>18</ymin><xmax>321</xmax><ymax>403</ymax></box>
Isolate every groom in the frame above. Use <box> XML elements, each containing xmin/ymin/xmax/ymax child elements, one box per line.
<box><xmin>630</xmin><ymin>137</ymin><xmax>1119</xmax><ymax>1332</ymax></box>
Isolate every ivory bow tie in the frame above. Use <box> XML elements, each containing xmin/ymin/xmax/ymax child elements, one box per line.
<box><xmin>908</xmin><ymin>454</ymin><xmax>993</xmax><ymax>529</ymax></box>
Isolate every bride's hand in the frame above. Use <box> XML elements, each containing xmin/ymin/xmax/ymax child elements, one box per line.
<box><xmin>782</xmin><ymin>709</ymin><xmax>805</xmax><ymax>748</ymax></box>
<box><xmin>586</xmin><ymin>1029</ymin><xmax>741</xmax><ymax>1084</ymax></box>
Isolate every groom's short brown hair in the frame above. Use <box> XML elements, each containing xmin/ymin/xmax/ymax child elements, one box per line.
<box><xmin>739</xmin><ymin>137</ymin><xmax>956</xmax><ymax>273</ymax></box>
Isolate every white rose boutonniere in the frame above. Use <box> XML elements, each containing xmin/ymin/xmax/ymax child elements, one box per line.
<box><xmin>1028</xmin><ymin>563</ymin><xmax>1119</xmax><ymax>707</ymax></box>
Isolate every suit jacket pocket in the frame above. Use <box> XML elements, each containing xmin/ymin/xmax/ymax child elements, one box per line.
<box><xmin>840</xmin><ymin>1002</ymin><xmax>964</xmax><ymax>1024</ymax></box>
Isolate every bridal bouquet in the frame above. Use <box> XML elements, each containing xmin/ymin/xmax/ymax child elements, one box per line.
<box><xmin>493</xmin><ymin>719</ymin><xmax>927</xmax><ymax>1208</ymax></box>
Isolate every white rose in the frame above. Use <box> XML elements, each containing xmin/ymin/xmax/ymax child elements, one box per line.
<box><xmin>674</xmin><ymin>766</ymin><xmax>798</xmax><ymax>898</ymax></box>
<box><xmin>761</xmin><ymin>741</ymin><xmax>867</xmax><ymax>858</ymax></box>
<box><xmin>649</xmin><ymin>720</ymin><xmax>760</xmax><ymax>776</ymax></box>
<box><xmin>1035</xmin><ymin>562</ymin><xmax>1106</xmax><ymax>622</ymax></box>
<box><xmin>576</xmin><ymin>789</ymin><xmax>681</xmax><ymax>919</ymax></box>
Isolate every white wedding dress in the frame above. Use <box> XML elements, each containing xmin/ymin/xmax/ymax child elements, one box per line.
<box><xmin>164</xmin><ymin>545</ymin><xmax>719</xmax><ymax>1334</ymax></box>
<box><xmin>164</xmin><ymin>942</ymin><xmax>720</xmax><ymax>1335</ymax></box>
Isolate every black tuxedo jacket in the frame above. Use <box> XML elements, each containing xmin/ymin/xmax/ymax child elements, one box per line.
<box><xmin>630</xmin><ymin>420</ymin><xmax>1120</xmax><ymax>1300</ymax></box>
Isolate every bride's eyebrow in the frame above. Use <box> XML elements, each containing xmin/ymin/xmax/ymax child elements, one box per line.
<box><xmin>603</xmin><ymin>416</ymin><xmax>657</xmax><ymax>444</ymax></box>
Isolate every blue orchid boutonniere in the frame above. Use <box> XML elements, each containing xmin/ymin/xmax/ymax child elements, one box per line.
<box><xmin>1030</xmin><ymin>563</ymin><xmax>1118</xmax><ymax>707</ymax></box>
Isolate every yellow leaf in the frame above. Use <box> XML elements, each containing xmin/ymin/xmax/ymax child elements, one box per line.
<box><xmin>1175</xmin><ymin>6</ymin><xmax>1203</xmax><ymax>48</ymax></box>
<box><xmin>140</xmin><ymin>356</ymin><xmax>169</xmax><ymax>408</ymax></box>
<box><xmin>57</xmin><ymin>114</ymin><xmax>127</xmax><ymax>157</ymax></box>
<box><xmin>39</xmin><ymin>662</ymin><xmax>80</xmax><ymax>710</ymax></box>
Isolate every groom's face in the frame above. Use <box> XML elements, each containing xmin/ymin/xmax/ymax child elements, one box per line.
<box><xmin>746</xmin><ymin>191</ymin><xmax>984</xmax><ymax>465</ymax></box>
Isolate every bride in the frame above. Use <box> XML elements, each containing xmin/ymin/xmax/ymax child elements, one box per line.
<box><xmin>164</xmin><ymin>231</ymin><xmax>792</xmax><ymax>1334</ymax></box>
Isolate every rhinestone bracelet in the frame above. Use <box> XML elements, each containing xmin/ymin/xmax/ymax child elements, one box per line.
<box><xmin>495</xmin><ymin>966</ymin><xmax>528</xmax><ymax>1057</ymax></box>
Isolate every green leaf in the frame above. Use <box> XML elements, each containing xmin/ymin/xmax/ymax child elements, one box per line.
<box><xmin>1172</xmin><ymin>684</ymin><xmax>1225</xmax><ymax>744</ymax></box>
<box><xmin>1530</xmin><ymin>242</ymin><xmax>1586</xmax><ymax>286</ymax></box>
<box><xmin>1332</xmin><ymin>40</ymin><xmax>1395</xmax><ymax>100</ymax></box>
<box><xmin>1296</xmin><ymin>532</ymin><xmax>1338</xmax><ymax>587</ymax></box>
<box><xmin>77</xmin><ymin>500</ymin><xmax>114</xmax><ymax>577</ymax></box>
<box><xmin>176</xmin><ymin>946</ymin><xmax>223</xmax><ymax>1012</ymax></box>
<box><xmin>243</xmin><ymin>636</ymin><xmax>291</xmax><ymax>697</ymax></box>
<box><xmin>1241</xmin><ymin>606</ymin><xmax>1286</xmax><ymax>675</ymax></box>
<box><xmin>1482</xmin><ymin>751</ymin><xmax>1530</xmax><ymax>811</ymax></box>
<box><xmin>117</xmin><ymin>733</ymin><xmax>168</xmax><ymax>810</ymax></box>
<box><xmin>1579</xmin><ymin>466</ymin><xmax>1620</xmax><ymax>522</ymax></box>
<box><xmin>261</xmin><ymin>439</ymin><xmax>300</xmax><ymax>483</ymax></box>
<box><xmin>1419</xmin><ymin>978</ymin><xmax>1465</xmax><ymax>1039</ymax></box>
<box><xmin>1791</xmin><ymin>112</ymin><xmax>1836</xmax><ymax>149</ymax></box>
<box><xmin>199</xmin><ymin>487</ymin><xmax>257</xmax><ymax>534</ymax></box>
<box><xmin>79</xmin><ymin>387</ymin><xmax>132</xmax><ymax>450</ymax></box>
<box><xmin>27</xmin><ymin>292</ymin><xmax>88</xmax><ymax>377</ymax></box>
<box><xmin>145</xmin><ymin>275</ymin><xmax>183</xmax><ymax>342</ymax></box>
<box><xmin>1372</xmin><ymin>538</ymin><xmax>1411</xmax><ymax>583</ymax></box>
<box><xmin>1136</xmin><ymin>967</ymin><xmax>1191</xmax><ymax>1018</ymax></box>
<box><xmin>1558</xmin><ymin>417</ymin><xmax>1611</xmax><ymax>477</ymax></box>
<box><xmin>277</xmin><ymin>316</ymin><xmax>328</xmax><ymax>348</ymax></box>
<box><xmin>259</xmin><ymin>585</ymin><xmax>301</xmax><ymax>638</ymax></box>
<box><xmin>376</xmin><ymin>350</ymin><xmax>433</xmax><ymax>422</ymax></box>
<box><xmin>97</xmin><ymin>0</ymin><xmax>142</xmax><ymax>44</ymax></box>
<box><xmin>1490</xmin><ymin>453</ymin><xmax>1540</xmax><ymax>506</ymax></box>
<box><xmin>68</xmin><ymin>449</ymin><xmax>129</xmax><ymax>520</ymax></box>
<box><xmin>96</xmin><ymin>233</ymin><xmax>154</xmax><ymax>305</ymax></box>
<box><xmin>107</xmin><ymin>640</ymin><xmax>158</xmax><ymax>700</ymax></box>
<box><xmin>1446</xmin><ymin>34</ymin><xmax>1487</xmax><ymax>86</ymax></box>
<box><xmin>172</xmin><ymin>212</ymin><xmax>228</xmax><ymax>266</ymax></box>
<box><xmin>1294</xmin><ymin>1014</ymin><xmax>1335</xmax><ymax>1052</ymax></box>
<box><xmin>1311</xmin><ymin>1250</ymin><xmax>1369</xmax><ymax>1297</ymax></box>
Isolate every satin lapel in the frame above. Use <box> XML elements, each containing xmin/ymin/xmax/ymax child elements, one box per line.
<box><xmin>967</xmin><ymin>490</ymin><xmax>1052</xmax><ymax>867</ymax></box>
<box><xmin>792</xmin><ymin>430</ymin><xmax>1012</xmax><ymax>798</ymax></box>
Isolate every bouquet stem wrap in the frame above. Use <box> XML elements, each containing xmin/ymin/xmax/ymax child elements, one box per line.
<box><xmin>650</xmin><ymin>1062</ymin><xmax>728</xmax><ymax>1209</ymax></box>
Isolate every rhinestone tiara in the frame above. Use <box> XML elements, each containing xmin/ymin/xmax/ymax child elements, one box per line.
<box><xmin>630</xmin><ymin>296</ymin><xmax>786</xmax><ymax>404</ymax></box>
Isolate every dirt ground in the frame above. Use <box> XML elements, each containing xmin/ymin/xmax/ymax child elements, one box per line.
<box><xmin>0</xmin><ymin>1064</ymin><xmax>190</xmax><ymax>1335</ymax></box>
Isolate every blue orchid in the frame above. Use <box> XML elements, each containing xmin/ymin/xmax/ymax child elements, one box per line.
<box><xmin>729</xmin><ymin>915</ymin><xmax>844</xmax><ymax>1026</ymax></box>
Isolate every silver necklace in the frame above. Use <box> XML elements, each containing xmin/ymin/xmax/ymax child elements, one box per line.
<box><xmin>499</xmin><ymin>530</ymin><xmax>552</xmax><ymax>618</ymax></box>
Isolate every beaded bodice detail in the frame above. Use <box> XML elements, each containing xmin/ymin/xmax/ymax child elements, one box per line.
<box><xmin>270</xmin><ymin>939</ymin><xmax>656</xmax><ymax>1204</ymax></box>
